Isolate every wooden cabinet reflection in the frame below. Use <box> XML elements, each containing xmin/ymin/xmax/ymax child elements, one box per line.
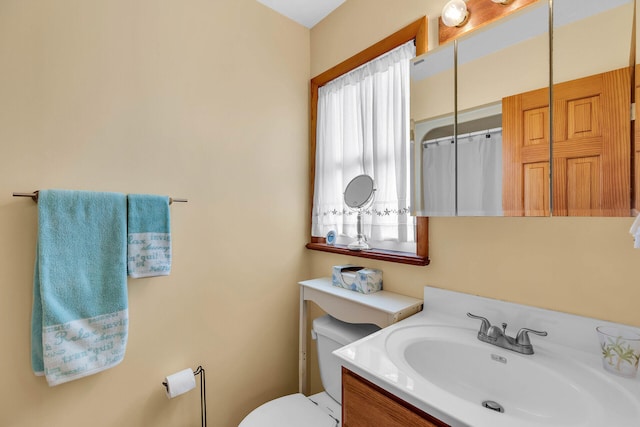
<box><xmin>503</xmin><ymin>67</ymin><xmax>631</xmax><ymax>216</ymax></box>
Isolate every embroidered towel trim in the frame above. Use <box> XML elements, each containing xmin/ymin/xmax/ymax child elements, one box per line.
<box><xmin>31</xmin><ymin>190</ymin><xmax>128</xmax><ymax>386</ymax></box>
<box><xmin>127</xmin><ymin>194</ymin><xmax>171</xmax><ymax>278</ymax></box>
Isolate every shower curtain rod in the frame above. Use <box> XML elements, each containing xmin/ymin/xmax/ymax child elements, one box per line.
<box><xmin>12</xmin><ymin>191</ymin><xmax>187</xmax><ymax>204</ymax></box>
<box><xmin>423</xmin><ymin>126</ymin><xmax>502</xmax><ymax>147</ymax></box>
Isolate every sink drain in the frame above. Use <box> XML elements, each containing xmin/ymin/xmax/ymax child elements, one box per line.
<box><xmin>482</xmin><ymin>400</ymin><xmax>504</xmax><ymax>413</ymax></box>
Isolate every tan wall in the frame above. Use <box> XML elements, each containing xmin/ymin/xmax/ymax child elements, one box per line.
<box><xmin>0</xmin><ymin>1</ymin><xmax>309</xmax><ymax>426</ymax></box>
<box><xmin>309</xmin><ymin>0</ymin><xmax>640</xmax><ymax>393</ymax></box>
<box><xmin>310</xmin><ymin>0</ymin><xmax>441</xmax><ymax>77</ymax></box>
<box><xmin>3</xmin><ymin>0</ymin><xmax>639</xmax><ymax>424</ymax></box>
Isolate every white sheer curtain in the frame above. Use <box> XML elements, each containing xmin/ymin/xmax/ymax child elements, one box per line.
<box><xmin>457</xmin><ymin>129</ymin><xmax>503</xmax><ymax>216</ymax></box>
<box><xmin>422</xmin><ymin>139</ymin><xmax>456</xmax><ymax>216</ymax></box>
<box><xmin>312</xmin><ymin>41</ymin><xmax>416</xmax><ymax>250</ymax></box>
<box><xmin>421</xmin><ymin>128</ymin><xmax>503</xmax><ymax>216</ymax></box>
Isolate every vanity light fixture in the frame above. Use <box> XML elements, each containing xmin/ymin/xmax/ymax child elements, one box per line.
<box><xmin>439</xmin><ymin>0</ymin><xmax>536</xmax><ymax>45</ymax></box>
<box><xmin>441</xmin><ymin>0</ymin><xmax>469</xmax><ymax>28</ymax></box>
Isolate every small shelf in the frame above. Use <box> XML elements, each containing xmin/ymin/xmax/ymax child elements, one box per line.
<box><xmin>298</xmin><ymin>277</ymin><xmax>423</xmax><ymax>394</ymax></box>
<box><xmin>300</xmin><ymin>278</ymin><xmax>423</xmax><ymax>327</ymax></box>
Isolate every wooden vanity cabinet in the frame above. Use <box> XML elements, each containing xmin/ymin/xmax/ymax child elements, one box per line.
<box><xmin>342</xmin><ymin>368</ymin><xmax>451</xmax><ymax>427</ymax></box>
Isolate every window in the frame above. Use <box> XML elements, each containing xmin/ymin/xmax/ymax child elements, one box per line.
<box><xmin>307</xmin><ymin>18</ymin><xmax>430</xmax><ymax>266</ymax></box>
<box><xmin>312</xmin><ymin>41</ymin><xmax>416</xmax><ymax>252</ymax></box>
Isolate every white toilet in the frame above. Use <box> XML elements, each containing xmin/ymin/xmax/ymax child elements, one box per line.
<box><xmin>239</xmin><ymin>314</ymin><xmax>380</xmax><ymax>427</ymax></box>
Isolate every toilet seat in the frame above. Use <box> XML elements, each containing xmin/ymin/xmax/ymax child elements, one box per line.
<box><xmin>239</xmin><ymin>393</ymin><xmax>337</xmax><ymax>427</ymax></box>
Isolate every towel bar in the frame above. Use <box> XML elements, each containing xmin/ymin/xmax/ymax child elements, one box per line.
<box><xmin>13</xmin><ymin>191</ymin><xmax>187</xmax><ymax>204</ymax></box>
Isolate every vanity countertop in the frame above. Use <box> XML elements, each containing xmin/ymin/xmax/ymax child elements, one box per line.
<box><xmin>334</xmin><ymin>286</ymin><xmax>640</xmax><ymax>427</ymax></box>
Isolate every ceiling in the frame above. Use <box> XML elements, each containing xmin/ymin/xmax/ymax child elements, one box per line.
<box><xmin>255</xmin><ymin>0</ymin><xmax>346</xmax><ymax>28</ymax></box>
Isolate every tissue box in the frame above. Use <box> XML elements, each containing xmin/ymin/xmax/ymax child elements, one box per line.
<box><xmin>332</xmin><ymin>265</ymin><xmax>383</xmax><ymax>294</ymax></box>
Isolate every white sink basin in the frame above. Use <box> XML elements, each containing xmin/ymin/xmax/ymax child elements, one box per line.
<box><xmin>384</xmin><ymin>325</ymin><xmax>640</xmax><ymax>426</ymax></box>
<box><xmin>334</xmin><ymin>287</ymin><xmax>640</xmax><ymax>427</ymax></box>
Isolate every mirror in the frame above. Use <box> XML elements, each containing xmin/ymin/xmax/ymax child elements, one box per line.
<box><xmin>552</xmin><ymin>0</ymin><xmax>634</xmax><ymax>216</ymax></box>
<box><xmin>637</xmin><ymin>0</ymin><xmax>640</xmax><ymax>216</ymax></box>
<box><xmin>344</xmin><ymin>175</ymin><xmax>376</xmax><ymax>250</ymax></box>
<box><xmin>411</xmin><ymin>1</ymin><xmax>550</xmax><ymax>216</ymax></box>
<box><xmin>458</xmin><ymin>2</ymin><xmax>549</xmax><ymax>216</ymax></box>
<box><xmin>411</xmin><ymin>43</ymin><xmax>455</xmax><ymax>216</ymax></box>
<box><xmin>411</xmin><ymin>0</ymin><xmax>636</xmax><ymax>217</ymax></box>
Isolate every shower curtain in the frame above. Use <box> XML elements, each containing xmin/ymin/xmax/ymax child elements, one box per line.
<box><xmin>423</xmin><ymin>128</ymin><xmax>503</xmax><ymax>216</ymax></box>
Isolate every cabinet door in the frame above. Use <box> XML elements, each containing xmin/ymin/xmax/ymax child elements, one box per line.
<box><xmin>342</xmin><ymin>368</ymin><xmax>450</xmax><ymax>427</ymax></box>
<box><xmin>503</xmin><ymin>67</ymin><xmax>631</xmax><ymax>216</ymax></box>
<box><xmin>502</xmin><ymin>87</ymin><xmax>550</xmax><ymax>216</ymax></box>
<box><xmin>552</xmin><ymin>67</ymin><xmax>630</xmax><ymax>216</ymax></box>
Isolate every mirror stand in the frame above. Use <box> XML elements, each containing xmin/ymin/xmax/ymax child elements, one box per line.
<box><xmin>348</xmin><ymin>210</ymin><xmax>370</xmax><ymax>251</ymax></box>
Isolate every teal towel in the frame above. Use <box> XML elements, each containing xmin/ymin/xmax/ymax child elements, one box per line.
<box><xmin>31</xmin><ymin>190</ymin><xmax>128</xmax><ymax>386</ymax></box>
<box><xmin>127</xmin><ymin>194</ymin><xmax>171</xmax><ymax>278</ymax></box>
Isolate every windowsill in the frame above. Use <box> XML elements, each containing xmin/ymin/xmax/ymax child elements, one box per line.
<box><xmin>306</xmin><ymin>242</ymin><xmax>430</xmax><ymax>266</ymax></box>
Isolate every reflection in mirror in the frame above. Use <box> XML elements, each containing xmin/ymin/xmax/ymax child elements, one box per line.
<box><xmin>411</xmin><ymin>1</ymin><xmax>549</xmax><ymax>216</ymax></box>
<box><xmin>455</xmin><ymin>110</ymin><xmax>503</xmax><ymax>216</ymax></box>
<box><xmin>411</xmin><ymin>43</ymin><xmax>455</xmax><ymax>216</ymax></box>
<box><xmin>458</xmin><ymin>1</ymin><xmax>549</xmax><ymax>216</ymax></box>
<box><xmin>552</xmin><ymin>0</ymin><xmax>634</xmax><ymax>216</ymax></box>
<box><xmin>637</xmin><ymin>0</ymin><xmax>640</xmax><ymax>215</ymax></box>
<box><xmin>419</xmin><ymin>105</ymin><xmax>503</xmax><ymax>216</ymax></box>
<box><xmin>412</xmin><ymin>0</ymin><xmax>635</xmax><ymax>217</ymax></box>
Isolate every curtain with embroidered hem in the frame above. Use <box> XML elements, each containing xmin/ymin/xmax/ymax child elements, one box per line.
<box><xmin>312</xmin><ymin>41</ymin><xmax>416</xmax><ymax>248</ymax></box>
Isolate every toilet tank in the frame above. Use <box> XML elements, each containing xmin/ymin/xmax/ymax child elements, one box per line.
<box><xmin>311</xmin><ymin>315</ymin><xmax>380</xmax><ymax>403</ymax></box>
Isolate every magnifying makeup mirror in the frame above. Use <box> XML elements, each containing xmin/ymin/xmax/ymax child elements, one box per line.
<box><xmin>344</xmin><ymin>174</ymin><xmax>376</xmax><ymax>251</ymax></box>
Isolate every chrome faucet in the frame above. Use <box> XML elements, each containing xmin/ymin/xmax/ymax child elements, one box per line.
<box><xmin>467</xmin><ymin>313</ymin><xmax>547</xmax><ymax>355</ymax></box>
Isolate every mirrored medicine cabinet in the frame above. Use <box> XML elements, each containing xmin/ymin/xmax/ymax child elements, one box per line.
<box><xmin>411</xmin><ymin>0</ymin><xmax>636</xmax><ymax>217</ymax></box>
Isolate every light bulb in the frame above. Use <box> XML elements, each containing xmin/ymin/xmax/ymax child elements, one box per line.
<box><xmin>441</xmin><ymin>0</ymin><xmax>469</xmax><ymax>28</ymax></box>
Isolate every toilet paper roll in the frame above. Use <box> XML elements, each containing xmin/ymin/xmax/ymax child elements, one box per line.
<box><xmin>164</xmin><ymin>368</ymin><xmax>196</xmax><ymax>399</ymax></box>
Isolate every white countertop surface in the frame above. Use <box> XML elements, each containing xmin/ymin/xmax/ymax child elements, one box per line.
<box><xmin>334</xmin><ymin>286</ymin><xmax>640</xmax><ymax>427</ymax></box>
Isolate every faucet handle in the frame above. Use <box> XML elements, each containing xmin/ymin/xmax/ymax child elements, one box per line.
<box><xmin>467</xmin><ymin>312</ymin><xmax>491</xmax><ymax>335</ymax></box>
<box><xmin>516</xmin><ymin>328</ymin><xmax>548</xmax><ymax>346</ymax></box>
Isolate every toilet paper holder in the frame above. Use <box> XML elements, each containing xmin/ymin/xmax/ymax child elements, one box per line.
<box><xmin>162</xmin><ymin>365</ymin><xmax>207</xmax><ymax>427</ymax></box>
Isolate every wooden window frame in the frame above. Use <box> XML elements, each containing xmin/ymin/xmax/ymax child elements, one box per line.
<box><xmin>306</xmin><ymin>17</ymin><xmax>430</xmax><ymax>266</ymax></box>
